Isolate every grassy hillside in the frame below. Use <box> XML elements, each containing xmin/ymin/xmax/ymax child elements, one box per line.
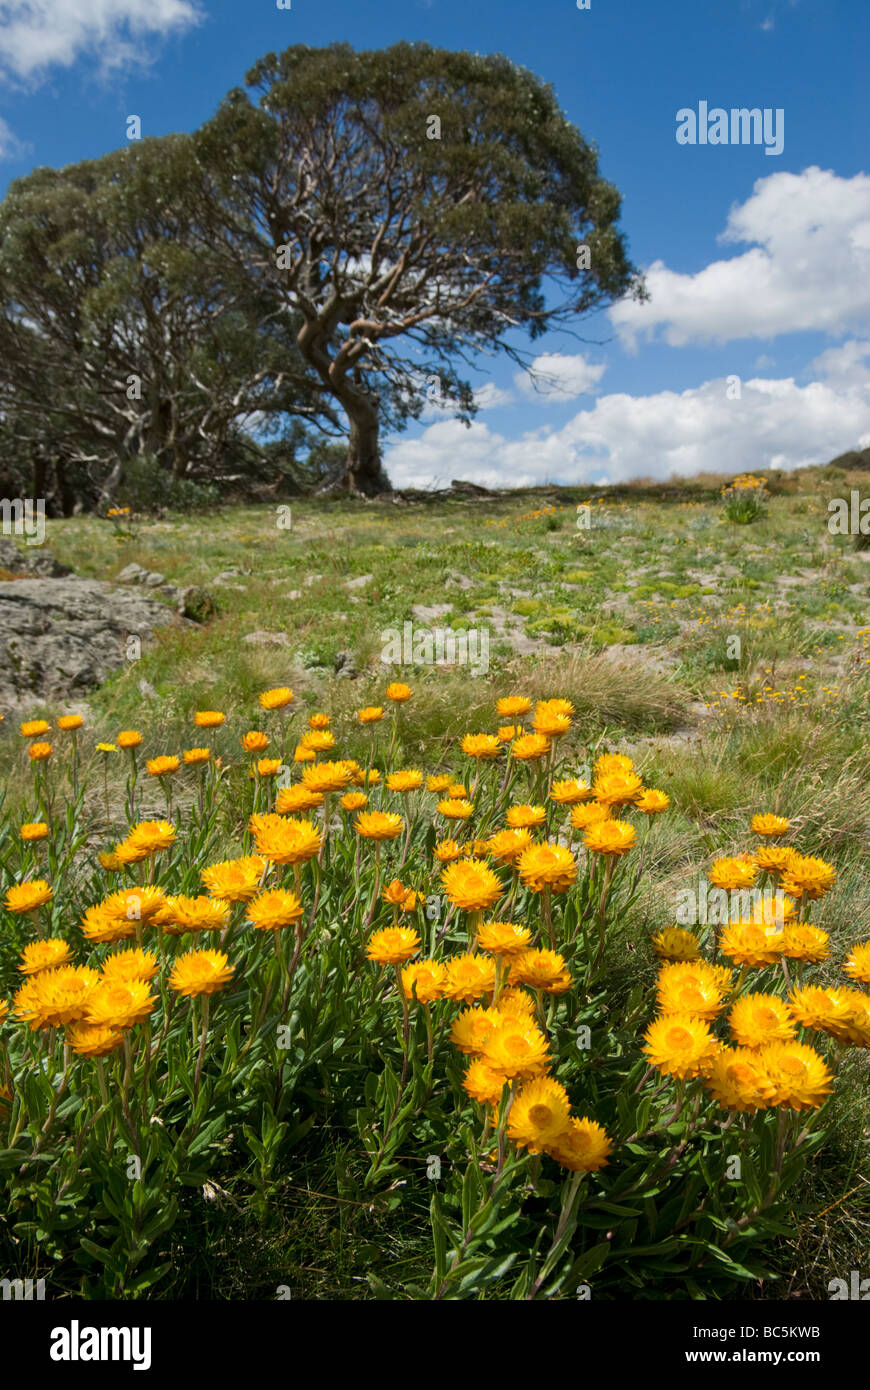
<box><xmin>0</xmin><ymin>460</ymin><xmax>868</xmax><ymax>1300</ymax></box>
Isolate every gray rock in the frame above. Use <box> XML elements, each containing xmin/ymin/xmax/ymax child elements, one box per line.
<box><xmin>116</xmin><ymin>563</ymin><xmax>154</xmax><ymax>585</ymax></box>
<box><xmin>243</xmin><ymin>630</ymin><xmax>291</xmax><ymax>647</ymax></box>
<box><xmin>0</xmin><ymin>578</ymin><xmax>179</xmax><ymax>708</ymax></box>
<box><xmin>0</xmin><ymin>538</ymin><xmax>72</xmax><ymax>579</ymax></box>
<box><xmin>345</xmin><ymin>574</ymin><xmax>373</xmax><ymax>590</ymax></box>
<box><xmin>444</xmin><ymin>572</ymin><xmax>474</xmax><ymax>591</ymax></box>
<box><xmin>507</xmin><ymin>628</ymin><xmax>555</xmax><ymax>657</ymax></box>
<box><xmin>450</xmin><ymin>479</ymin><xmax>490</xmax><ymax>496</ymax></box>
<box><xmin>600</xmin><ymin>643</ymin><xmax>677</xmax><ymax>676</ymax></box>
<box><xmin>115</xmin><ymin>562</ymin><xmax>174</xmax><ymax>590</ymax></box>
<box><xmin>334</xmin><ymin>649</ymin><xmax>359</xmax><ymax>679</ymax></box>
<box><xmin>412</xmin><ymin>603</ymin><xmax>452</xmax><ymax>621</ymax></box>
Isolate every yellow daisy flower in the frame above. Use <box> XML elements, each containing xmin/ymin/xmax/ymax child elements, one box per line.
<box><xmin>401</xmin><ymin>959</ymin><xmax>448</xmax><ymax>1004</ymax></box>
<box><xmin>843</xmin><ymin>941</ymin><xmax>870</xmax><ymax>986</ymax></box>
<box><xmin>194</xmin><ymin>711</ymin><xmax>225</xmax><ymax>729</ymax></box>
<box><xmin>709</xmin><ymin>856</ymin><xmax>759</xmax><ymax>892</ymax></box>
<box><xmin>441</xmin><ymin>859</ymin><xmax>502</xmax><ymax>913</ymax></box>
<box><xmin>505</xmin><ymin>804</ymin><xmax>546</xmax><ymax>829</ymax></box>
<box><xmin>704</xmin><ymin>1047</ymin><xmax>776</xmax><ymax>1112</ymax></box>
<box><xmin>729</xmin><ymin>993</ymin><xmax>797</xmax><ymax>1049</ymax></box>
<box><xmin>354</xmin><ymin>810</ymin><xmax>404</xmax><ymax>841</ymax></box>
<box><xmin>246</xmin><ymin>890</ymin><xmax>304</xmax><ymax>931</ymax></box>
<box><xmin>19</xmin><ymin>939</ymin><xmax>72</xmax><ymax>974</ymax></box>
<box><xmin>461</xmin><ymin>734</ymin><xmax>502</xmax><ymax>760</ymax></box>
<box><xmin>437</xmin><ymin>798</ymin><xmax>474</xmax><ymax>821</ymax></box>
<box><xmin>201</xmin><ymin>856</ymin><xmax>266</xmax><ymax>903</ymax></box>
<box><xmin>476</xmin><ymin>920</ymin><xmax>534</xmax><ymax>956</ymax></box>
<box><xmin>550</xmin><ymin>779</ymin><xmax>593</xmax><ymax>805</ymax></box>
<box><xmin>259</xmin><ymin>687</ymin><xmax>294</xmax><ymax>711</ymax></box>
<box><xmin>751</xmin><ymin>813</ymin><xmax>791</xmax><ymax>837</ymax></box>
<box><xmin>760</xmin><ymin>1041</ymin><xmax>833</xmax><ymax>1110</ymax></box>
<box><xmin>592</xmin><ymin>771</ymin><xmax>644</xmax><ymax>807</ymax></box>
<box><xmin>507</xmin><ymin>1076</ymin><xmax>572</xmax><ymax>1152</ymax></box>
<box><xmin>546</xmin><ymin>1116</ymin><xmax>613</xmax><ymax>1172</ymax></box>
<box><xmin>510</xmin><ymin>947</ymin><xmax>572</xmax><ymax>993</ymax></box>
<box><xmin>496</xmin><ymin>696</ymin><xmax>531</xmax><ymax>718</ymax></box>
<box><xmin>443</xmin><ymin>954</ymin><xmax>497</xmax><ymax>1005</ymax></box>
<box><xmin>486</xmin><ymin>828</ymin><xmax>533</xmax><ymax>865</ymax></box>
<box><xmin>481</xmin><ymin>1016</ymin><xmax>551</xmax><ymax>1079</ymax></box>
<box><xmin>511</xmin><ymin>733</ymin><xmax>551</xmax><ymax>762</ymax></box>
<box><xmin>582</xmin><ymin>819</ymin><xmax>636</xmax><ymax>856</ymax></box>
<box><xmin>517</xmin><ymin>843</ymin><xmax>577</xmax><ymax>893</ymax></box>
<box><xmin>168</xmin><ymin>950</ymin><xmax>235</xmax><ymax>996</ymax></box>
<box><xmin>366</xmin><ymin>926</ymin><xmax>420</xmax><ymax>965</ymax></box>
<box><xmin>650</xmin><ymin>926</ymin><xmax>701</xmax><ymax>961</ymax></box>
<box><xmin>643</xmin><ymin>1013</ymin><xmax>719</xmax><ymax>1079</ymax></box>
<box><xmin>250</xmin><ymin>814</ymin><xmax>322</xmax><ymax>864</ymax></box>
<box><xmin>4</xmin><ymin>880</ymin><xmax>53</xmax><ymax>914</ymax></box>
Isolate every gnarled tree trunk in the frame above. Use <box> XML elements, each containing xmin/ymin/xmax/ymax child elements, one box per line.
<box><xmin>344</xmin><ymin>402</ymin><xmax>390</xmax><ymax>496</ymax></box>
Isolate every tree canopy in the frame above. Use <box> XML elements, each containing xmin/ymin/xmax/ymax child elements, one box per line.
<box><xmin>0</xmin><ymin>136</ymin><xmax>325</xmax><ymax>510</ymax></box>
<box><xmin>0</xmin><ymin>41</ymin><xmax>642</xmax><ymax>507</ymax></box>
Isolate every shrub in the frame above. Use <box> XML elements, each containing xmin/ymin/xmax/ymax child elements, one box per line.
<box><xmin>118</xmin><ymin>455</ymin><xmax>220</xmax><ymax>515</ymax></box>
<box><xmin>721</xmin><ymin>474</ymin><xmax>769</xmax><ymax>525</ymax></box>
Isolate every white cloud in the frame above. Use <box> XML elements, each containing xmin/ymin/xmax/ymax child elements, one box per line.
<box><xmin>385</xmin><ymin>363</ymin><xmax>870</xmax><ymax>489</ymax></box>
<box><xmin>0</xmin><ymin>113</ymin><xmax>27</xmax><ymax>157</ymax></box>
<box><xmin>473</xmin><ymin>382</ymin><xmax>514</xmax><ymax>410</ymax></box>
<box><xmin>515</xmin><ymin>352</ymin><xmax>606</xmax><ymax>403</ymax></box>
<box><xmin>807</xmin><ymin>339</ymin><xmax>870</xmax><ymax>391</ymax></box>
<box><xmin>417</xmin><ymin>379</ymin><xmax>514</xmax><ymax>423</ymax></box>
<box><xmin>0</xmin><ymin>0</ymin><xmax>202</xmax><ymax>82</ymax></box>
<box><xmin>611</xmin><ymin>168</ymin><xmax>870</xmax><ymax>348</ymax></box>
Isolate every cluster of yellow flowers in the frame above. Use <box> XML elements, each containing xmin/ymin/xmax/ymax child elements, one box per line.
<box><xmin>357</xmin><ymin>703</ymin><xmax>675</xmax><ymax>1172</ymax></box>
<box><xmin>3</xmin><ymin>674</ymin><xmax>861</xmax><ymax>1207</ymax></box>
<box><xmin>484</xmin><ymin>503</ymin><xmax>570</xmax><ymax>528</ymax></box>
<box><xmin>365</xmin><ymin>921</ymin><xmax>610</xmax><ymax>1169</ymax></box>
<box><xmin>10</xmin><ymin>867</ymin><xmax>238</xmax><ymax>1056</ymax></box>
<box><xmin>721</xmin><ymin>473</ymin><xmax>768</xmax><ymax>496</ymax></box>
<box><xmin>1</xmin><ymin>685</ymin><xmax>447</xmax><ymax>1068</ymax></box>
<box><xmin>16</xmin><ymin>714</ymin><xmax>83</xmax><ymax>764</ymax></box>
<box><xmin>645</xmin><ymin>815</ymin><xmax>868</xmax><ymax>1111</ymax></box>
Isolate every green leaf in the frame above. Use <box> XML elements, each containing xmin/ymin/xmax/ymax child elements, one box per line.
<box><xmin>79</xmin><ymin>1237</ymin><xmax>113</xmax><ymax>1266</ymax></box>
<box><xmin>123</xmin><ymin>1262</ymin><xmax>172</xmax><ymax>1294</ymax></box>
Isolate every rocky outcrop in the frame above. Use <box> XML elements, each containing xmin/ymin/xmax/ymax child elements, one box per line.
<box><xmin>0</xmin><ymin>578</ymin><xmax>178</xmax><ymax>709</ymax></box>
<box><xmin>0</xmin><ymin>538</ymin><xmax>73</xmax><ymax>579</ymax></box>
<box><xmin>114</xmin><ymin>563</ymin><xmax>218</xmax><ymax>622</ymax></box>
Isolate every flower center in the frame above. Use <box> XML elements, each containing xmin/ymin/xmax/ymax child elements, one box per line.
<box><xmin>680</xmin><ymin>985</ymin><xmax>706</xmax><ymax>1010</ymax></box>
<box><xmin>528</xmin><ymin>1105</ymin><xmax>553</xmax><ymax>1128</ymax></box>
<box><xmin>727</xmin><ymin>1063</ymin><xmax>753</xmax><ymax>1086</ymax></box>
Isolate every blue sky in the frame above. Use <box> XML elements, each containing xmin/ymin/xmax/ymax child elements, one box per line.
<box><xmin>1</xmin><ymin>0</ymin><xmax>868</xmax><ymax>487</ymax></box>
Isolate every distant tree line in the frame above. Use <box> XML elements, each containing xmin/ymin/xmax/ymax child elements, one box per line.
<box><xmin>0</xmin><ymin>41</ymin><xmax>641</xmax><ymax>511</ymax></box>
